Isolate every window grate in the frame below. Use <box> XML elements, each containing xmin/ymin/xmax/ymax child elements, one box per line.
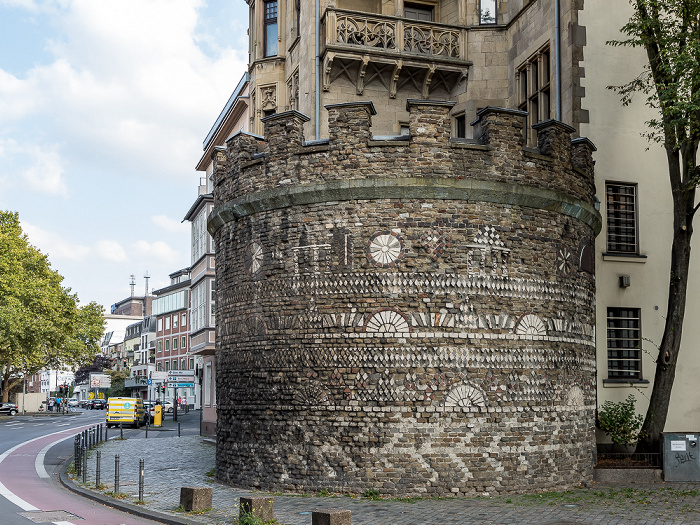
<box><xmin>606</xmin><ymin>183</ymin><xmax>638</xmax><ymax>253</ymax></box>
<box><xmin>607</xmin><ymin>308</ymin><xmax>641</xmax><ymax>379</ymax></box>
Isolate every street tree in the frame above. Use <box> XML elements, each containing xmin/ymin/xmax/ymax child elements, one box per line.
<box><xmin>0</xmin><ymin>211</ymin><xmax>105</xmax><ymax>402</ymax></box>
<box><xmin>608</xmin><ymin>0</ymin><xmax>700</xmax><ymax>452</ymax></box>
<box><xmin>74</xmin><ymin>354</ymin><xmax>113</xmax><ymax>385</ymax></box>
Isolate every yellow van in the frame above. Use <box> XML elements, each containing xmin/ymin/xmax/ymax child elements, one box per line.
<box><xmin>106</xmin><ymin>397</ymin><xmax>147</xmax><ymax>428</ymax></box>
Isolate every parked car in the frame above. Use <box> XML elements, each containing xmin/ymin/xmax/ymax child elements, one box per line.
<box><xmin>88</xmin><ymin>398</ymin><xmax>106</xmax><ymax>410</ymax></box>
<box><xmin>0</xmin><ymin>402</ymin><xmax>19</xmax><ymax>416</ymax></box>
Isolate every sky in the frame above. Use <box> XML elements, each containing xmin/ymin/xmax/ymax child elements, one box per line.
<box><xmin>0</xmin><ymin>0</ymin><xmax>250</xmax><ymax>312</ymax></box>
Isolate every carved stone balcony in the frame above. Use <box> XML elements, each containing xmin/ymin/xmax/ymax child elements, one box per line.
<box><xmin>322</xmin><ymin>8</ymin><xmax>471</xmax><ymax>98</ymax></box>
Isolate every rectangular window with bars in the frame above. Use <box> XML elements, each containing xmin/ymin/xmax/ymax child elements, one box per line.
<box><xmin>607</xmin><ymin>308</ymin><xmax>641</xmax><ymax>379</ymax></box>
<box><xmin>606</xmin><ymin>182</ymin><xmax>638</xmax><ymax>254</ymax></box>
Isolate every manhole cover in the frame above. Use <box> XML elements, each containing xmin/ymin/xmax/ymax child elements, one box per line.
<box><xmin>19</xmin><ymin>510</ymin><xmax>84</xmax><ymax>523</ymax></box>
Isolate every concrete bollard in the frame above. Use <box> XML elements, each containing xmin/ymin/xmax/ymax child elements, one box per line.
<box><xmin>240</xmin><ymin>496</ymin><xmax>274</xmax><ymax>522</ymax></box>
<box><xmin>312</xmin><ymin>509</ymin><xmax>351</xmax><ymax>525</ymax></box>
<box><xmin>180</xmin><ymin>487</ymin><xmax>212</xmax><ymax>512</ymax></box>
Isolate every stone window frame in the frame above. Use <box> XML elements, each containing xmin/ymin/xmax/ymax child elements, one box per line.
<box><xmin>607</xmin><ymin>307</ymin><xmax>642</xmax><ymax>380</ymax></box>
<box><xmin>517</xmin><ymin>44</ymin><xmax>551</xmax><ymax>146</ymax></box>
<box><xmin>453</xmin><ymin>112</ymin><xmax>466</xmax><ymax>138</ymax></box>
<box><xmin>479</xmin><ymin>0</ymin><xmax>497</xmax><ymax>24</ymax></box>
<box><xmin>605</xmin><ymin>182</ymin><xmax>639</xmax><ymax>255</ymax></box>
<box><xmin>264</xmin><ymin>0</ymin><xmax>278</xmax><ymax>58</ymax></box>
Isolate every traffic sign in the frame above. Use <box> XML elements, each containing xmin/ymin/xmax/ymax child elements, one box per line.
<box><xmin>174</xmin><ymin>382</ymin><xmax>194</xmax><ymax>388</ymax></box>
<box><xmin>147</xmin><ymin>379</ymin><xmax>152</xmax><ymax>386</ymax></box>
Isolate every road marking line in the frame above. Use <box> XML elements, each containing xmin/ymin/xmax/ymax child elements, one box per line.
<box><xmin>0</xmin><ymin>423</ymin><xmax>97</xmax><ymax>523</ymax></box>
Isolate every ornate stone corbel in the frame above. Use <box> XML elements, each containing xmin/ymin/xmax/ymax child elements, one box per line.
<box><xmin>390</xmin><ymin>59</ymin><xmax>403</xmax><ymax>99</ymax></box>
<box><xmin>356</xmin><ymin>55</ymin><xmax>370</xmax><ymax>95</ymax></box>
<box><xmin>323</xmin><ymin>52</ymin><xmax>335</xmax><ymax>91</ymax></box>
<box><xmin>422</xmin><ymin>63</ymin><xmax>436</xmax><ymax>99</ymax></box>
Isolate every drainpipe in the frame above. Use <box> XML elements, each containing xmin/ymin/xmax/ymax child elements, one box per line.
<box><xmin>554</xmin><ymin>0</ymin><xmax>562</xmax><ymax>121</ymax></box>
<box><xmin>315</xmin><ymin>0</ymin><xmax>320</xmax><ymax>139</ymax></box>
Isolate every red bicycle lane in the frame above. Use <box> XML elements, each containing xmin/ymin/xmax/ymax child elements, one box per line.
<box><xmin>0</xmin><ymin>424</ymin><xmax>159</xmax><ymax>525</ymax></box>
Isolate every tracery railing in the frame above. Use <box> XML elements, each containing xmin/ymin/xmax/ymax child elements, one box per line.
<box><xmin>336</xmin><ymin>13</ymin><xmax>396</xmax><ymax>50</ymax></box>
<box><xmin>403</xmin><ymin>22</ymin><xmax>460</xmax><ymax>58</ymax></box>
<box><xmin>326</xmin><ymin>9</ymin><xmax>464</xmax><ymax>60</ymax></box>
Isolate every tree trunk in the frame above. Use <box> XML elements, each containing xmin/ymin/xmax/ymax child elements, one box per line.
<box><xmin>636</xmin><ymin>151</ymin><xmax>695</xmax><ymax>454</ymax></box>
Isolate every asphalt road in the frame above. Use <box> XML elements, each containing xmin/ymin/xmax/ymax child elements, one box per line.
<box><xmin>0</xmin><ymin>408</ymin><xmax>200</xmax><ymax>525</ymax></box>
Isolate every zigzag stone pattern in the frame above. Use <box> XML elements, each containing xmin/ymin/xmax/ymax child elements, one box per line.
<box><xmin>211</xmin><ymin>102</ymin><xmax>600</xmax><ymax>496</ymax></box>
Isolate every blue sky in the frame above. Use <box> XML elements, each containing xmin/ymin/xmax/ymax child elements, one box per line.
<box><xmin>0</xmin><ymin>0</ymin><xmax>249</xmax><ymax>311</ymax></box>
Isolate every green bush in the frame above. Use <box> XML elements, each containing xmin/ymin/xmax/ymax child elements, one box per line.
<box><xmin>597</xmin><ymin>394</ymin><xmax>646</xmax><ymax>447</ymax></box>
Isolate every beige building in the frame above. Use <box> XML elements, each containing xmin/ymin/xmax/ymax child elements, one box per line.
<box><xmin>580</xmin><ymin>2</ymin><xmax>700</xmax><ymax>435</ymax></box>
<box><xmin>191</xmin><ymin>74</ymin><xmax>251</xmax><ymax>436</ymax></box>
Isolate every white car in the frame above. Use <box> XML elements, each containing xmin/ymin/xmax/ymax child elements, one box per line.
<box><xmin>68</xmin><ymin>398</ymin><xmax>79</xmax><ymax>407</ymax></box>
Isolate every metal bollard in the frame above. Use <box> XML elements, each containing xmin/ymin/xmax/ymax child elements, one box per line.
<box><xmin>145</xmin><ymin>420</ymin><xmax>148</xmax><ymax>438</ymax></box>
<box><xmin>138</xmin><ymin>459</ymin><xmax>144</xmax><ymax>502</ymax></box>
<box><xmin>75</xmin><ymin>442</ymin><xmax>81</xmax><ymax>477</ymax></box>
<box><xmin>82</xmin><ymin>447</ymin><xmax>87</xmax><ymax>484</ymax></box>
<box><xmin>178</xmin><ymin>422</ymin><xmax>181</xmax><ymax>438</ymax></box>
<box><xmin>114</xmin><ymin>454</ymin><xmax>120</xmax><ymax>495</ymax></box>
<box><xmin>96</xmin><ymin>451</ymin><xmax>101</xmax><ymax>488</ymax></box>
<box><xmin>120</xmin><ymin>422</ymin><xmax>123</xmax><ymax>439</ymax></box>
<box><xmin>105</xmin><ymin>424</ymin><xmax>108</xmax><ymax>441</ymax></box>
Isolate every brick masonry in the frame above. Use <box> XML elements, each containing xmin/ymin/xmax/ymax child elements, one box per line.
<box><xmin>209</xmin><ymin>101</ymin><xmax>600</xmax><ymax>496</ymax></box>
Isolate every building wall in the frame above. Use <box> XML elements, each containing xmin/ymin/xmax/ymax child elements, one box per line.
<box><xmin>250</xmin><ymin>0</ymin><xmax>586</xmax><ymax>140</ymax></box>
<box><xmin>211</xmin><ymin>102</ymin><xmax>599</xmax><ymax>495</ymax></box>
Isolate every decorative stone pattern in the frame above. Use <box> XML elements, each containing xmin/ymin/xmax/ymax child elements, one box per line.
<box><xmin>211</xmin><ymin>101</ymin><xmax>600</xmax><ymax>496</ymax></box>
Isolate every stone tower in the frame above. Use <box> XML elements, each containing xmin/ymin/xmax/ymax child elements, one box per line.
<box><xmin>210</xmin><ymin>0</ymin><xmax>597</xmax><ymax>496</ymax></box>
<box><xmin>209</xmin><ymin>97</ymin><xmax>600</xmax><ymax>494</ymax></box>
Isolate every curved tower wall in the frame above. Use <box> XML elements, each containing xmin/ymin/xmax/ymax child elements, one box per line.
<box><xmin>209</xmin><ymin>101</ymin><xmax>600</xmax><ymax>496</ymax></box>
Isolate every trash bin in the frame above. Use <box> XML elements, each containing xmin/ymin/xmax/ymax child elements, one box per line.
<box><xmin>663</xmin><ymin>432</ymin><xmax>700</xmax><ymax>481</ymax></box>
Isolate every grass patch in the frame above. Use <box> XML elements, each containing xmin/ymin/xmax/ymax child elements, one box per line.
<box><xmin>362</xmin><ymin>489</ymin><xmax>381</xmax><ymax>500</ymax></box>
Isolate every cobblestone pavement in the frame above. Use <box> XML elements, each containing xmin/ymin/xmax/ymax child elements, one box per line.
<box><xmin>68</xmin><ymin>435</ymin><xmax>700</xmax><ymax>525</ymax></box>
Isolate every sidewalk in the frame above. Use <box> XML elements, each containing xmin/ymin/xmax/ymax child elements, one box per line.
<box><xmin>61</xmin><ymin>434</ymin><xmax>700</xmax><ymax>525</ymax></box>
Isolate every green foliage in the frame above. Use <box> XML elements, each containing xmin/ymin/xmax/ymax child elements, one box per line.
<box><xmin>598</xmin><ymin>394</ymin><xmax>647</xmax><ymax>446</ymax></box>
<box><xmin>0</xmin><ymin>211</ymin><xmax>105</xmax><ymax>401</ymax></box>
<box><xmin>105</xmin><ymin>369</ymin><xmax>130</xmax><ymax>398</ymax></box>
<box><xmin>362</xmin><ymin>488</ymin><xmax>381</xmax><ymax>500</ymax></box>
<box><xmin>608</xmin><ymin>0</ymin><xmax>700</xmax><ymax>149</ymax></box>
<box><xmin>236</xmin><ymin>510</ymin><xmax>276</xmax><ymax>525</ymax></box>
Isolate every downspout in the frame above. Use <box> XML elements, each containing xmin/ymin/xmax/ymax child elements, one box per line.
<box><xmin>315</xmin><ymin>0</ymin><xmax>320</xmax><ymax>139</ymax></box>
<box><xmin>554</xmin><ymin>0</ymin><xmax>562</xmax><ymax>121</ymax></box>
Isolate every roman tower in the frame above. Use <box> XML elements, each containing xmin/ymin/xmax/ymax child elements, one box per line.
<box><xmin>211</xmin><ymin>0</ymin><xmax>599</xmax><ymax>495</ymax></box>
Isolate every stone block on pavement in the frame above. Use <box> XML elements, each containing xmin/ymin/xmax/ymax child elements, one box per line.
<box><xmin>312</xmin><ymin>509</ymin><xmax>351</xmax><ymax>525</ymax></box>
<box><xmin>179</xmin><ymin>486</ymin><xmax>212</xmax><ymax>512</ymax></box>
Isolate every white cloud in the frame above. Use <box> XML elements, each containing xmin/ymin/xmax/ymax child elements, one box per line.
<box><xmin>0</xmin><ymin>139</ymin><xmax>68</xmax><ymax>197</ymax></box>
<box><xmin>22</xmin><ymin>221</ymin><xmax>91</xmax><ymax>262</ymax></box>
<box><xmin>132</xmin><ymin>240</ymin><xmax>180</xmax><ymax>265</ymax></box>
<box><xmin>96</xmin><ymin>239</ymin><xmax>127</xmax><ymax>262</ymax></box>
<box><xmin>21</xmin><ymin>145</ymin><xmax>68</xmax><ymax>196</ymax></box>
<box><xmin>0</xmin><ymin>0</ymin><xmax>247</xmax><ymax>184</ymax></box>
<box><xmin>152</xmin><ymin>214</ymin><xmax>189</xmax><ymax>234</ymax></box>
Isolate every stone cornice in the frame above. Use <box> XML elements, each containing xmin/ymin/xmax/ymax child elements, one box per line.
<box><xmin>208</xmin><ymin>177</ymin><xmax>602</xmax><ymax>237</ymax></box>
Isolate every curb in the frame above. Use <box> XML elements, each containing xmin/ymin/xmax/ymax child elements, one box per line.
<box><xmin>58</xmin><ymin>456</ymin><xmax>206</xmax><ymax>525</ymax></box>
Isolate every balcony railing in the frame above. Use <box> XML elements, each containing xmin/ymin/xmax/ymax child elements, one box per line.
<box><xmin>324</xmin><ymin>9</ymin><xmax>466</xmax><ymax>61</ymax></box>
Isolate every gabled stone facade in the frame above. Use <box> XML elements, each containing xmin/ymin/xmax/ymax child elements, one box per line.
<box><xmin>209</xmin><ymin>100</ymin><xmax>599</xmax><ymax>495</ymax></box>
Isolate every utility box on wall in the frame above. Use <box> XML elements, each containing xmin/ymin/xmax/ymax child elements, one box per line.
<box><xmin>663</xmin><ymin>432</ymin><xmax>700</xmax><ymax>481</ymax></box>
